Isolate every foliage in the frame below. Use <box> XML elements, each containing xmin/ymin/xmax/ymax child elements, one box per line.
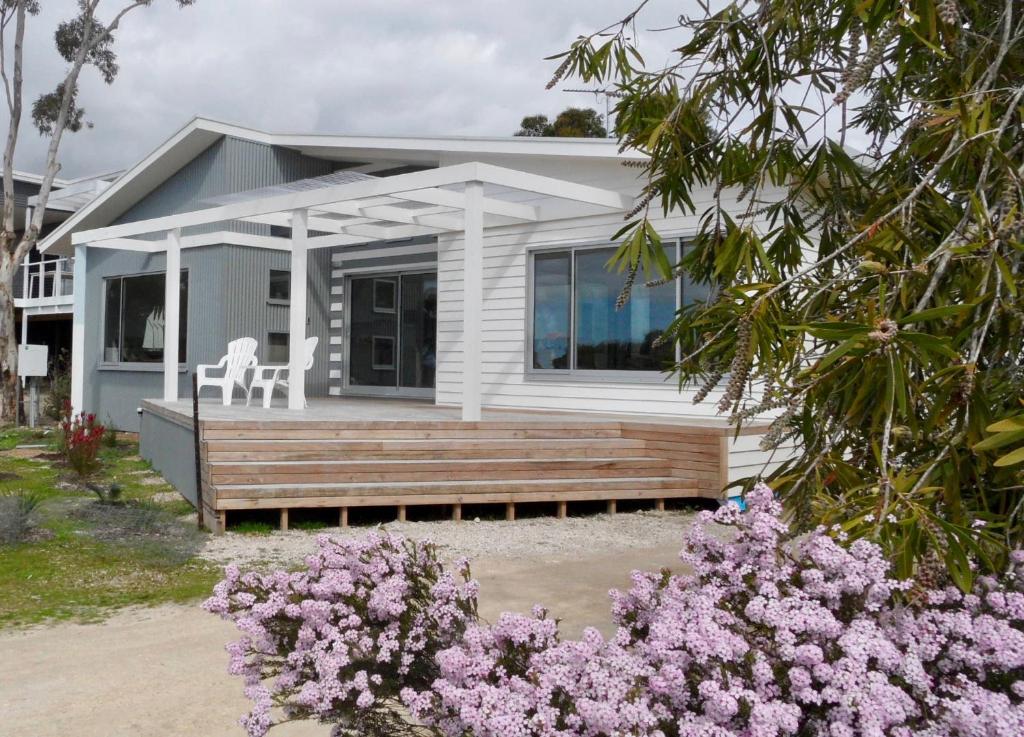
<box><xmin>976</xmin><ymin>403</ymin><xmax>1024</xmax><ymax>468</ymax></box>
<box><xmin>211</xmin><ymin>487</ymin><xmax>1024</xmax><ymax>737</ymax></box>
<box><xmin>87</xmin><ymin>481</ymin><xmax>122</xmax><ymax>504</ymax></box>
<box><xmin>43</xmin><ymin>355</ymin><xmax>71</xmax><ymax>422</ymax></box>
<box><xmin>549</xmin><ymin>0</ymin><xmax>1024</xmax><ymax>577</ymax></box>
<box><xmin>0</xmin><ymin>430</ymin><xmax>216</xmax><ymax>626</ymax></box>
<box><xmin>0</xmin><ymin>490</ymin><xmax>42</xmax><ymax>545</ymax></box>
<box><xmin>515</xmin><ymin>107</ymin><xmax>607</xmax><ymax>137</ymax></box>
<box><xmin>0</xmin><ymin>0</ymin><xmax>200</xmax><ymax>423</ymax></box>
<box><xmin>203</xmin><ymin>533</ymin><xmax>479</xmax><ymax>737</ymax></box>
<box><xmin>59</xmin><ymin>402</ymin><xmax>105</xmax><ymax>477</ymax></box>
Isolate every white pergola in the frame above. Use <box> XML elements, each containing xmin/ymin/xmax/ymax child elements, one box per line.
<box><xmin>70</xmin><ymin>162</ymin><xmax>633</xmax><ymax>420</ymax></box>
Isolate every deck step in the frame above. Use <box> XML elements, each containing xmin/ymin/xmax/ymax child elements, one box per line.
<box><xmin>208</xmin><ymin>456</ymin><xmax>668</xmax><ymax>484</ymax></box>
<box><xmin>204</xmin><ymin>437</ymin><xmax>648</xmax><ymax>462</ymax></box>
<box><xmin>213</xmin><ymin>475</ymin><xmax>699</xmax><ymax>508</ymax></box>
<box><xmin>202</xmin><ymin>426</ymin><xmax>625</xmax><ymax>441</ymax></box>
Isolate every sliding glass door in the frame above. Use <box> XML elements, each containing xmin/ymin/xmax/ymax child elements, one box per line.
<box><xmin>346</xmin><ymin>272</ymin><xmax>436</xmax><ymax>397</ymax></box>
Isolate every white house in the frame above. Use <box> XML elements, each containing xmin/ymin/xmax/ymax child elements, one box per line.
<box><xmin>39</xmin><ymin>117</ymin><xmax>785</xmax><ymax>530</ymax></box>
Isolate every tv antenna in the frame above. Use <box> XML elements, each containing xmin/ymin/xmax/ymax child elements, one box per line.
<box><xmin>562</xmin><ymin>88</ymin><xmax>622</xmax><ymax>137</ymax></box>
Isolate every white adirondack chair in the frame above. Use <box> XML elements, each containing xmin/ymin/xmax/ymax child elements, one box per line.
<box><xmin>196</xmin><ymin>337</ymin><xmax>258</xmax><ymax>406</ymax></box>
<box><xmin>247</xmin><ymin>336</ymin><xmax>319</xmax><ymax>409</ymax></box>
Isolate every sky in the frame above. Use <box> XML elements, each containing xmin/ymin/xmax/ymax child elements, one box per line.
<box><xmin>5</xmin><ymin>0</ymin><xmax>687</xmax><ymax>180</ymax></box>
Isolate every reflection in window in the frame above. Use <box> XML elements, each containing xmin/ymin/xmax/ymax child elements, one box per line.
<box><xmin>268</xmin><ymin>269</ymin><xmax>290</xmax><ymax>302</ymax></box>
<box><xmin>532</xmin><ymin>252</ymin><xmax>570</xmax><ymax>369</ymax></box>
<box><xmin>103</xmin><ymin>272</ymin><xmax>188</xmax><ymax>363</ymax></box>
<box><xmin>530</xmin><ymin>245</ymin><xmax>681</xmax><ymax>372</ymax></box>
<box><xmin>574</xmin><ymin>247</ymin><xmax>675</xmax><ymax>371</ymax></box>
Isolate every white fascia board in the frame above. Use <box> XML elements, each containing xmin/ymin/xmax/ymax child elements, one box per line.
<box><xmin>38</xmin><ymin>117</ymin><xmax>226</xmax><ymax>254</ymax></box>
<box><xmin>72</xmin><ymin>163</ymin><xmax>483</xmax><ymax>243</ymax></box>
<box><xmin>85</xmin><ymin>231</ymin><xmax>296</xmax><ymax>253</ymax></box>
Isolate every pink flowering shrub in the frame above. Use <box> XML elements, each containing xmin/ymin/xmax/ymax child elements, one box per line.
<box><xmin>209</xmin><ymin>486</ymin><xmax>1024</xmax><ymax>737</ymax></box>
<box><xmin>203</xmin><ymin>533</ymin><xmax>478</xmax><ymax>737</ymax></box>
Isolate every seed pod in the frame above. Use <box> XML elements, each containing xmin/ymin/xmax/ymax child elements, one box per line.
<box><xmin>718</xmin><ymin>318</ymin><xmax>753</xmax><ymax>413</ymax></box>
<box><xmin>693</xmin><ymin>369</ymin><xmax>724</xmax><ymax>405</ymax></box>
<box><xmin>546</xmin><ymin>57</ymin><xmax>571</xmax><ymax>90</ymax></box>
<box><xmin>616</xmin><ymin>263</ymin><xmax>637</xmax><ymax>310</ymax></box>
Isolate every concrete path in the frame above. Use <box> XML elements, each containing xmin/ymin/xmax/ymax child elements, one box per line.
<box><xmin>0</xmin><ymin>544</ymin><xmax>683</xmax><ymax>737</ymax></box>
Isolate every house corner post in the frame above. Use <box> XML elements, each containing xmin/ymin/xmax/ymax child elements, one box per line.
<box><xmin>70</xmin><ymin>244</ymin><xmax>88</xmax><ymax>415</ymax></box>
<box><xmin>288</xmin><ymin>209</ymin><xmax>309</xmax><ymax>410</ymax></box>
<box><xmin>461</xmin><ymin>181</ymin><xmax>484</xmax><ymax>422</ymax></box>
<box><xmin>163</xmin><ymin>229</ymin><xmax>182</xmax><ymax>402</ymax></box>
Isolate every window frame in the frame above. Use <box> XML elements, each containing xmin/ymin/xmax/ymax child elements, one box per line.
<box><xmin>267</xmin><ymin>268</ymin><xmax>290</xmax><ymax>305</ymax></box>
<box><xmin>99</xmin><ymin>267</ymin><xmax>190</xmax><ymax>369</ymax></box>
<box><xmin>525</xmin><ymin>239</ymin><xmax>684</xmax><ymax>382</ymax></box>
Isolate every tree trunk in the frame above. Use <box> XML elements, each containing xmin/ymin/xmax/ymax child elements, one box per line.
<box><xmin>0</xmin><ymin>252</ymin><xmax>19</xmax><ymax>423</ymax></box>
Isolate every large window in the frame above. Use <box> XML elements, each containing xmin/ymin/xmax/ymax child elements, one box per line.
<box><xmin>103</xmin><ymin>272</ymin><xmax>188</xmax><ymax>364</ymax></box>
<box><xmin>529</xmin><ymin>242</ymin><xmax>705</xmax><ymax>374</ymax></box>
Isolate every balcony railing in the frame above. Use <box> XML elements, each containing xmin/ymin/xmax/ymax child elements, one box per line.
<box><xmin>14</xmin><ymin>257</ymin><xmax>74</xmax><ymax>303</ymax></box>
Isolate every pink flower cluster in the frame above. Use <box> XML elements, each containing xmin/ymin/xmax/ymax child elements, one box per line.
<box><xmin>404</xmin><ymin>485</ymin><xmax>1024</xmax><ymax>737</ymax></box>
<box><xmin>208</xmin><ymin>486</ymin><xmax>1024</xmax><ymax>737</ymax></box>
<box><xmin>203</xmin><ymin>533</ymin><xmax>478</xmax><ymax>737</ymax></box>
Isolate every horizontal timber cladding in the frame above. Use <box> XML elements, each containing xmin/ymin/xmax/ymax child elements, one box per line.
<box><xmin>134</xmin><ymin>404</ymin><xmax>767</xmax><ymax>533</ymax></box>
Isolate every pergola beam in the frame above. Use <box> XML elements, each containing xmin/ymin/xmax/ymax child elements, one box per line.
<box><xmin>71</xmin><ymin>162</ymin><xmax>629</xmax><ymax>246</ymax></box>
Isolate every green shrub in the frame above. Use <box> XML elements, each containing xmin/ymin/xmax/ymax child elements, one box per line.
<box><xmin>0</xmin><ymin>491</ymin><xmax>43</xmax><ymax>545</ymax></box>
<box><xmin>44</xmin><ymin>361</ymin><xmax>71</xmax><ymax>422</ymax></box>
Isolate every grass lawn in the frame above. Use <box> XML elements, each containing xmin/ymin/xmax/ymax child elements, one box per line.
<box><xmin>0</xmin><ymin>425</ymin><xmax>221</xmax><ymax>627</ymax></box>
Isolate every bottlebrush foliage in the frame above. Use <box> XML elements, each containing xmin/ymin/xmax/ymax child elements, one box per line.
<box><xmin>550</xmin><ymin>0</ymin><xmax>1024</xmax><ymax>580</ymax></box>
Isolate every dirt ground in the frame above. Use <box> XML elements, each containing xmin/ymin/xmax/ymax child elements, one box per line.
<box><xmin>0</xmin><ymin>543</ymin><xmax>685</xmax><ymax>737</ymax></box>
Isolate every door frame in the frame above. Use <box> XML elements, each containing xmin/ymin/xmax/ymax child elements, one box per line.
<box><xmin>341</xmin><ymin>268</ymin><xmax>437</xmax><ymax>399</ymax></box>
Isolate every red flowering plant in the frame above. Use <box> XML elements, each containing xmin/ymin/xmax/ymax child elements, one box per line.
<box><xmin>58</xmin><ymin>401</ymin><xmax>106</xmax><ymax>478</ymax></box>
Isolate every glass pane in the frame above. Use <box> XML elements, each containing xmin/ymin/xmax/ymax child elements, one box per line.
<box><xmin>349</xmin><ymin>277</ymin><xmax>397</xmax><ymax>387</ymax></box>
<box><xmin>103</xmin><ymin>279</ymin><xmax>122</xmax><ymax>363</ymax></box>
<box><xmin>680</xmin><ymin>242</ymin><xmax>712</xmax><ymax>307</ymax></box>
<box><xmin>531</xmin><ymin>252</ymin><xmax>571</xmax><ymax>369</ymax></box>
<box><xmin>268</xmin><ymin>270</ymin><xmax>290</xmax><ymax>301</ymax></box>
<box><xmin>373</xmin><ymin>279</ymin><xmax>397</xmax><ymax>312</ymax></box>
<box><xmin>267</xmin><ymin>332</ymin><xmax>289</xmax><ymax>363</ymax></box>
<box><xmin>115</xmin><ymin>272</ymin><xmax>188</xmax><ymax>363</ymax></box>
<box><xmin>400</xmin><ymin>273</ymin><xmax>437</xmax><ymax>389</ymax></box>
<box><xmin>574</xmin><ymin>247</ymin><xmax>675</xmax><ymax>371</ymax></box>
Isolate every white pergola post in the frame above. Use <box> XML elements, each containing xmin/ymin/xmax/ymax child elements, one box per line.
<box><xmin>70</xmin><ymin>244</ymin><xmax>87</xmax><ymax>414</ymax></box>
<box><xmin>287</xmin><ymin>209</ymin><xmax>309</xmax><ymax>410</ymax></box>
<box><xmin>163</xmin><ymin>228</ymin><xmax>182</xmax><ymax>402</ymax></box>
<box><xmin>461</xmin><ymin>181</ymin><xmax>484</xmax><ymax>422</ymax></box>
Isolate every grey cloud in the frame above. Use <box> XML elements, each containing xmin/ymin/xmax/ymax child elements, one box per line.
<box><xmin>4</xmin><ymin>0</ymin><xmax>686</xmax><ymax>179</ymax></box>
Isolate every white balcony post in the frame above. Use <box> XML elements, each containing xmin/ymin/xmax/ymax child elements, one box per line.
<box><xmin>461</xmin><ymin>181</ymin><xmax>484</xmax><ymax>421</ymax></box>
<box><xmin>287</xmin><ymin>209</ymin><xmax>309</xmax><ymax>410</ymax></box>
<box><xmin>53</xmin><ymin>258</ymin><xmax>63</xmax><ymax>297</ymax></box>
<box><xmin>70</xmin><ymin>245</ymin><xmax>87</xmax><ymax>415</ymax></box>
<box><xmin>163</xmin><ymin>229</ymin><xmax>182</xmax><ymax>402</ymax></box>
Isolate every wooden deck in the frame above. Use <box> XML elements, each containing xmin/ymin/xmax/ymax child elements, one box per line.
<box><xmin>141</xmin><ymin>397</ymin><xmax>765</xmax><ymax>533</ymax></box>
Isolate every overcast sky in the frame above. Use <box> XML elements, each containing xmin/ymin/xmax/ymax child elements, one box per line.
<box><xmin>5</xmin><ymin>0</ymin><xmax>688</xmax><ymax>180</ymax></box>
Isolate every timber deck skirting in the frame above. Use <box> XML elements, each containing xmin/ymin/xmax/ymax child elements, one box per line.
<box><xmin>182</xmin><ymin>414</ymin><xmax>748</xmax><ymax>534</ymax></box>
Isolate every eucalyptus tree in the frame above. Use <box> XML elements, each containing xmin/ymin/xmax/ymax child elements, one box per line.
<box><xmin>0</xmin><ymin>0</ymin><xmax>197</xmax><ymax>422</ymax></box>
<box><xmin>554</xmin><ymin>0</ymin><xmax>1024</xmax><ymax>582</ymax></box>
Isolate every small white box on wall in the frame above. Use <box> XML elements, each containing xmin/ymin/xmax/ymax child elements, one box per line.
<box><xmin>17</xmin><ymin>344</ymin><xmax>49</xmax><ymax>377</ymax></box>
